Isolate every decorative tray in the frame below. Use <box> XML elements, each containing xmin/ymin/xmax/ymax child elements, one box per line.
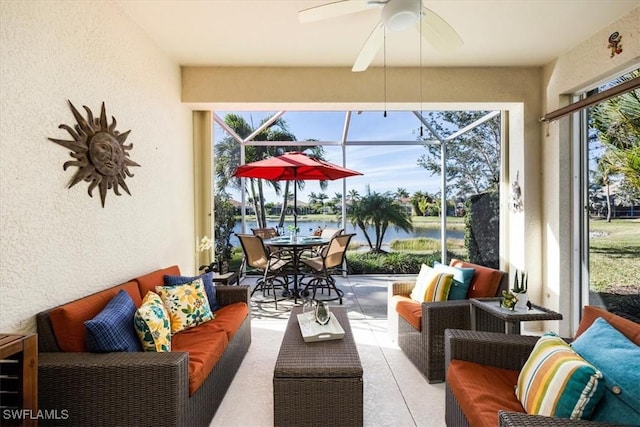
<box><xmin>297</xmin><ymin>312</ymin><xmax>345</xmax><ymax>343</ymax></box>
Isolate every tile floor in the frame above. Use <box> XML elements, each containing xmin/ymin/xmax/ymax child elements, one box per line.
<box><xmin>211</xmin><ymin>275</ymin><xmax>446</xmax><ymax>427</ymax></box>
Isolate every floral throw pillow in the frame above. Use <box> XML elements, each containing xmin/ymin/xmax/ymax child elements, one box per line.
<box><xmin>155</xmin><ymin>278</ymin><xmax>214</xmax><ymax>334</ymax></box>
<box><xmin>134</xmin><ymin>291</ymin><xmax>171</xmax><ymax>352</ymax></box>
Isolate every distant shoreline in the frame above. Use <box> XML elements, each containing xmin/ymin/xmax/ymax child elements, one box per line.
<box><xmin>237</xmin><ymin>214</ymin><xmax>466</xmax><ymax>230</ymax></box>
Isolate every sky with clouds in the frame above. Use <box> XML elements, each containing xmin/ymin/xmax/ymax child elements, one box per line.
<box><xmin>214</xmin><ymin>110</ymin><xmax>443</xmax><ymax>204</ymax></box>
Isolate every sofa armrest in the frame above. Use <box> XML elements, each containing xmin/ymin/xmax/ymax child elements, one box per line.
<box><xmin>390</xmin><ymin>281</ymin><xmax>416</xmax><ymax>296</ymax></box>
<box><xmin>387</xmin><ymin>281</ymin><xmax>416</xmax><ymax>341</ymax></box>
<box><xmin>422</xmin><ymin>300</ymin><xmax>472</xmax><ymax>337</ymax></box>
<box><xmin>39</xmin><ymin>351</ymin><xmax>189</xmax><ymax>425</ymax></box>
<box><xmin>445</xmin><ymin>329</ymin><xmax>541</xmax><ymax>373</ymax></box>
<box><xmin>498</xmin><ymin>410</ymin><xmax>616</xmax><ymax>426</ymax></box>
<box><xmin>216</xmin><ymin>285</ymin><xmax>250</xmax><ymax>307</ymax></box>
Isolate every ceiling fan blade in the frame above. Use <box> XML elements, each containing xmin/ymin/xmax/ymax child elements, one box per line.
<box><xmin>418</xmin><ymin>6</ymin><xmax>463</xmax><ymax>53</ymax></box>
<box><xmin>299</xmin><ymin>1</ymin><xmax>370</xmax><ymax>23</ymax></box>
<box><xmin>352</xmin><ymin>21</ymin><xmax>384</xmax><ymax>72</ymax></box>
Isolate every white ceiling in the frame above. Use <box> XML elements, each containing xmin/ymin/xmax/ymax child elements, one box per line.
<box><xmin>117</xmin><ymin>0</ymin><xmax>639</xmax><ymax>69</ymax></box>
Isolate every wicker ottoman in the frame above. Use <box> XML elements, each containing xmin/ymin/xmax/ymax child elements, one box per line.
<box><xmin>273</xmin><ymin>306</ymin><xmax>363</xmax><ymax>427</ymax></box>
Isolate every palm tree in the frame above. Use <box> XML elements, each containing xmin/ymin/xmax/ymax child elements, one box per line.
<box><xmin>590</xmin><ymin>70</ymin><xmax>640</xmax><ymax>192</ymax></box>
<box><xmin>592</xmin><ymin>155</ymin><xmax>617</xmax><ymax>222</ymax></box>
<box><xmin>395</xmin><ymin>188</ymin><xmax>410</xmax><ymax>199</ymax></box>
<box><xmin>347</xmin><ymin>186</ymin><xmax>413</xmax><ymax>253</ymax></box>
<box><xmin>347</xmin><ymin>189</ymin><xmax>360</xmax><ymax>202</ymax></box>
<box><xmin>276</xmin><ymin>146</ymin><xmax>329</xmax><ymax>226</ymax></box>
<box><xmin>329</xmin><ymin>192</ymin><xmax>343</xmax><ymax>214</ymax></box>
<box><xmin>215</xmin><ymin>114</ymin><xmax>291</xmax><ymax>227</ymax></box>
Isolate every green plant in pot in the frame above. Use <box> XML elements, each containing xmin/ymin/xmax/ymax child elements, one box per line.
<box><xmin>501</xmin><ymin>269</ymin><xmax>529</xmax><ymax>310</ymax></box>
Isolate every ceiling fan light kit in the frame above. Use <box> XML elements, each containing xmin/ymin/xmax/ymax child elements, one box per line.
<box><xmin>381</xmin><ymin>0</ymin><xmax>421</xmax><ymax>31</ymax></box>
<box><xmin>299</xmin><ymin>0</ymin><xmax>462</xmax><ymax>72</ymax></box>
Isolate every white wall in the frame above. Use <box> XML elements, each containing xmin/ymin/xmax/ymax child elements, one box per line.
<box><xmin>0</xmin><ymin>1</ymin><xmax>194</xmax><ymax>333</ymax></box>
<box><xmin>542</xmin><ymin>7</ymin><xmax>640</xmax><ymax>335</ymax></box>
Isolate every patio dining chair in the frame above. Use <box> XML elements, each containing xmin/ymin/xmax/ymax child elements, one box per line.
<box><xmin>299</xmin><ymin>233</ymin><xmax>354</xmax><ymax>304</ymax></box>
<box><xmin>250</xmin><ymin>227</ymin><xmax>279</xmax><ymax>239</ymax></box>
<box><xmin>301</xmin><ymin>227</ymin><xmax>344</xmax><ymax>259</ymax></box>
<box><xmin>237</xmin><ymin>234</ymin><xmax>291</xmax><ymax>308</ymax></box>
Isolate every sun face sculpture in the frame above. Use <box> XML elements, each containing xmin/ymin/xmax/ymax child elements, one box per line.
<box><xmin>48</xmin><ymin>100</ymin><xmax>140</xmax><ymax>207</ymax></box>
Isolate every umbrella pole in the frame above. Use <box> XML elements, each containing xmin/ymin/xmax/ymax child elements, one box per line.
<box><xmin>293</xmin><ymin>169</ymin><xmax>298</xmax><ymax>228</ymax></box>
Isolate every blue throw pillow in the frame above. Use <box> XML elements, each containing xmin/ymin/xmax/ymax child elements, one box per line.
<box><xmin>163</xmin><ymin>271</ymin><xmax>219</xmax><ymax>311</ymax></box>
<box><xmin>571</xmin><ymin>317</ymin><xmax>640</xmax><ymax>425</ymax></box>
<box><xmin>84</xmin><ymin>290</ymin><xmax>142</xmax><ymax>352</ymax></box>
<box><xmin>433</xmin><ymin>262</ymin><xmax>475</xmax><ymax>300</ymax></box>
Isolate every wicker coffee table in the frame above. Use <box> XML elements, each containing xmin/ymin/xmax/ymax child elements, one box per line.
<box><xmin>273</xmin><ymin>306</ymin><xmax>363</xmax><ymax>427</ymax></box>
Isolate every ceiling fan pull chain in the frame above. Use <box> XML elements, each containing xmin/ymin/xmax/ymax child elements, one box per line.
<box><xmin>384</xmin><ymin>27</ymin><xmax>387</xmax><ymax>118</ymax></box>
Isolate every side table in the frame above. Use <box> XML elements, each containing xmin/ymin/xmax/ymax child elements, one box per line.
<box><xmin>212</xmin><ymin>271</ymin><xmax>239</xmax><ymax>286</ymax></box>
<box><xmin>470</xmin><ymin>297</ymin><xmax>563</xmax><ymax>334</ymax></box>
<box><xmin>0</xmin><ymin>333</ymin><xmax>38</xmax><ymax>426</ymax></box>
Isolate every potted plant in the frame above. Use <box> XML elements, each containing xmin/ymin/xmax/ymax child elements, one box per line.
<box><xmin>512</xmin><ymin>269</ymin><xmax>529</xmax><ymax>310</ymax></box>
<box><xmin>197</xmin><ymin>235</ymin><xmax>216</xmax><ymax>274</ymax></box>
<box><xmin>199</xmin><ymin>192</ymin><xmax>236</xmax><ymax>274</ymax></box>
<box><xmin>501</xmin><ymin>269</ymin><xmax>529</xmax><ymax>310</ymax></box>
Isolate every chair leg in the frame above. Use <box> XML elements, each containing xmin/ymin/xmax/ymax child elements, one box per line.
<box><xmin>302</xmin><ymin>273</ymin><xmax>343</xmax><ymax>304</ymax></box>
<box><xmin>326</xmin><ymin>276</ymin><xmax>343</xmax><ymax>304</ymax></box>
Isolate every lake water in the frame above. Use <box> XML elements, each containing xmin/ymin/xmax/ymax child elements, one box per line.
<box><xmin>231</xmin><ymin>220</ymin><xmax>464</xmax><ymax>247</ymax></box>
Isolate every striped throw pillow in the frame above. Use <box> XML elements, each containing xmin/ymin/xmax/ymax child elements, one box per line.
<box><xmin>409</xmin><ymin>264</ymin><xmax>453</xmax><ymax>302</ymax></box>
<box><xmin>516</xmin><ymin>333</ymin><xmax>605</xmax><ymax>420</ymax></box>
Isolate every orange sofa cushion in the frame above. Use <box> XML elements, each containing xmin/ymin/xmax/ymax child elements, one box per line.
<box><xmin>448</xmin><ymin>360</ymin><xmax>524</xmax><ymax>427</ymax></box>
<box><xmin>172</xmin><ymin>325</ymin><xmax>228</xmax><ymax>395</ymax></box>
<box><xmin>575</xmin><ymin>305</ymin><xmax>640</xmax><ymax>345</ymax></box>
<box><xmin>210</xmin><ymin>302</ymin><xmax>249</xmax><ymax>340</ymax></box>
<box><xmin>136</xmin><ymin>265</ymin><xmax>180</xmax><ymax>297</ymax></box>
<box><xmin>450</xmin><ymin>259</ymin><xmax>503</xmax><ymax>298</ymax></box>
<box><xmin>394</xmin><ymin>295</ymin><xmax>422</xmax><ymax>331</ymax></box>
<box><xmin>48</xmin><ymin>281</ymin><xmax>142</xmax><ymax>352</ymax></box>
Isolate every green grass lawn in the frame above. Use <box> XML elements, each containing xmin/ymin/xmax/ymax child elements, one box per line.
<box><xmin>231</xmin><ymin>215</ymin><xmax>638</xmax><ymax>293</ymax></box>
<box><xmin>588</xmin><ymin>218</ymin><xmax>640</xmax><ymax>292</ymax></box>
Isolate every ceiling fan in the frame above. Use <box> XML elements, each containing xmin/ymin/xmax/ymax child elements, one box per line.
<box><xmin>299</xmin><ymin>0</ymin><xmax>463</xmax><ymax>72</ymax></box>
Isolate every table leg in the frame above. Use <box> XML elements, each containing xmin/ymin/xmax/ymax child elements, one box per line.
<box><xmin>470</xmin><ymin>304</ymin><xmax>477</xmax><ymax>331</ymax></box>
<box><xmin>293</xmin><ymin>248</ymin><xmax>299</xmax><ymax>304</ymax></box>
<box><xmin>505</xmin><ymin>321</ymin><xmax>520</xmax><ymax>334</ymax></box>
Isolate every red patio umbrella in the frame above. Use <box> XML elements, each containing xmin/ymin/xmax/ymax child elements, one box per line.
<box><xmin>233</xmin><ymin>151</ymin><xmax>362</xmax><ymax>227</ymax></box>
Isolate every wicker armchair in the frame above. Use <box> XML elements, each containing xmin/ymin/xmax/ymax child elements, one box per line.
<box><xmin>388</xmin><ymin>260</ymin><xmax>508</xmax><ymax>383</ymax></box>
<box><xmin>444</xmin><ymin>329</ymin><xmax>618</xmax><ymax>427</ymax></box>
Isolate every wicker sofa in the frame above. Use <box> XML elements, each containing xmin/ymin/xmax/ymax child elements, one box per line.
<box><xmin>388</xmin><ymin>259</ymin><xmax>508</xmax><ymax>383</ymax></box>
<box><xmin>444</xmin><ymin>306</ymin><xmax>640</xmax><ymax>426</ymax></box>
<box><xmin>36</xmin><ymin>265</ymin><xmax>251</xmax><ymax>427</ymax></box>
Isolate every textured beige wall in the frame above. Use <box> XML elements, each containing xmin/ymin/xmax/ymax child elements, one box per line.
<box><xmin>183</xmin><ymin>66</ymin><xmax>540</xmax><ymax>106</ymax></box>
<box><xmin>542</xmin><ymin>7</ymin><xmax>640</xmax><ymax>335</ymax></box>
<box><xmin>0</xmin><ymin>1</ymin><xmax>193</xmax><ymax>333</ymax></box>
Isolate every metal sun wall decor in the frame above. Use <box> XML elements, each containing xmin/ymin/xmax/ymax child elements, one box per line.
<box><xmin>608</xmin><ymin>32</ymin><xmax>623</xmax><ymax>57</ymax></box>
<box><xmin>48</xmin><ymin>100</ymin><xmax>140</xmax><ymax>207</ymax></box>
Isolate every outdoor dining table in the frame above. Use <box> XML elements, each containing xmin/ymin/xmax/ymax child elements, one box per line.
<box><xmin>263</xmin><ymin>235</ymin><xmax>329</xmax><ymax>302</ymax></box>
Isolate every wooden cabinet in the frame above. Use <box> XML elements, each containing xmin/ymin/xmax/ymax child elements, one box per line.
<box><xmin>0</xmin><ymin>334</ymin><xmax>37</xmax><ymax>426</ymax></box>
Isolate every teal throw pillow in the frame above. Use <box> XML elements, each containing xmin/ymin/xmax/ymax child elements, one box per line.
<box><xmin>433</xmin><ymin>261</ymin><xmax>475</xmax><ymax>300</ymax></box>
<box><xmin>571</xmin><ymin>317</ymin><xmax>640</xmax><ymax>425</ymax></box>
